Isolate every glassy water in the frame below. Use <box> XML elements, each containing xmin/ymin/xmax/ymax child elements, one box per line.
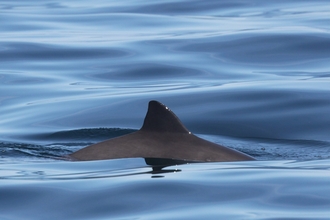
<box><xmin>1</xmin><ymin>0</ymin><xmax>330</xmax><ymax>219</ymax></box>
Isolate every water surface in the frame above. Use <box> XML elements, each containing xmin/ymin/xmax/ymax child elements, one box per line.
<box><xmin>1</xmin><ymin>0</ymin><xmax>330</xmax><ymax>219</ymax></box>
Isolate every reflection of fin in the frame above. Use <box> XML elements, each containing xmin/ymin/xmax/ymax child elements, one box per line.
<box><xmin>70</xmin><ymin>101</ymin><xmax>254</xmax><ymax>162</ymax></box>
<box><xmin>144</xmin><ymin>158</ymin><xmax>191</xmax><ymax>166</ymax></box>
<box><xmin>144</xmin><ymin>158</ymin><xmax>190</xmax><ymax>173</ymax></box>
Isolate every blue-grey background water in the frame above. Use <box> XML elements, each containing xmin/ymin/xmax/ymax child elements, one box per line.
<box><xmin>1</xmin><ymin>0</ymin><xmax>330</xmax><ymax>219</ymax></box>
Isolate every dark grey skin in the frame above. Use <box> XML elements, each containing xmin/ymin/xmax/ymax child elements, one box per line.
<box><xmin>70</xmin><ymin>101</ymin><xmax>254</xmax><ymax>162</ymax></box>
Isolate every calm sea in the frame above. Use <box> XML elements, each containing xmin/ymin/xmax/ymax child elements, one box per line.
<box><xmin>1</xmin><ymin>0</ymin><xmax>330</xmax><ymax>219</ymax></box>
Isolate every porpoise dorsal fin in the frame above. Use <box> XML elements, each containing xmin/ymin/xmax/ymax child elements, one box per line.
<box><xmin>70</xmin><ymin>100</ymin><xmax>255</xmax><ymax>162</ymax></box>
<box><xmin>140</xmin><ymin>100</ymin><xmax>190</xmax><ymax>134</ymax></box>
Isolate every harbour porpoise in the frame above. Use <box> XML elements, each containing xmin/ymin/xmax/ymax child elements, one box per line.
<box><xmin>70</xmin><ymin>100</ymin><xmax>254</xmax><ymax>162</ymax></box>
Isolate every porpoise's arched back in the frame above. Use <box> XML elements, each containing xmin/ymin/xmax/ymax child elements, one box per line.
<box><xmin>70</xmin><ymin>101</ymin><xmax>254</xmax><ymax>162</ymax></box>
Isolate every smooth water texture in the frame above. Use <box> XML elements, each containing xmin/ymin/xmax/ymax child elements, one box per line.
<box><xmin>1</xmin><ymin>0</ymin><xmax>330</xmax><ymax>219</ymax></box>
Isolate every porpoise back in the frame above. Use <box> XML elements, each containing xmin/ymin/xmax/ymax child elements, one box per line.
<box><xmin>70</xmin><ymin>101</ymin><xmax>254</xmax><ymax>162</ymax></box>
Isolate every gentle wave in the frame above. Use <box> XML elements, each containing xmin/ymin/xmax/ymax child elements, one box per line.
<box><xmin>1</xmin><ymin>159</ymin><xmax>330</xmax><ymax>219</ymax></box>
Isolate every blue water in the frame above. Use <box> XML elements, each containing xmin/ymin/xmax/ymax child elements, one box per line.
<box><xmin>1</xmin><ymin>0</ymin><xmax>330</xmax><ymax>219</ymax></box>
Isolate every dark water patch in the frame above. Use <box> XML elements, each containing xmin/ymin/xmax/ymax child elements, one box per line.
<box><xmin>127</xmin><ymin>1</ymin><xmax>249</xmax><ymax>15</ymax></box>
<box><xmin>178</xmin><ymin>34</ymin><xmax>330</xmax><ymax>66</ymax></box>
<box><xmin>0</xmin><ymin>42</ymin><xmax>128</xmax><ymax>62</ymax></box>
<box><xmin>92</xmin><ymin>63</ymin><xmax>204</xmax><ymax>81</ymax></box>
